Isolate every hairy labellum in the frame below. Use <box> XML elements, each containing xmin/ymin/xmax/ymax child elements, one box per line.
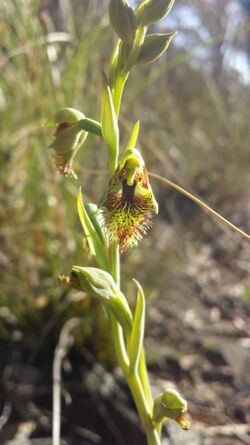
<box><xmin>101</xmin><ymin>165</ymin><xmax>158</xmax><ymax>253</ymax></box>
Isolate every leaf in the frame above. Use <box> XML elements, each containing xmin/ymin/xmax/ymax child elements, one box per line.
<box><xmin>77</xmin><ymin>188</ymin><xmax>110</xmax><ymax>271</ymax></box>
<box><xmin>125</xmin><ymin>121</ymin><xmax>140</xmax><ymax>150</ymax></box>
<box><xmin>101</xmin><ymin>73</ymin><xmax>119</xmax><ymax>173</ymax></box>
<box><xmin>128</xmin><ymin>279</ymin><xmax>146</xmax><ymax>372</ymax></box>
<box><xmin>85</xmin><ymin>203</ymin><xmax>107</xmax><ymax>245</ymax></box>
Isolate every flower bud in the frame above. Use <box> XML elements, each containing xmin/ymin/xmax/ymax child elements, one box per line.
<box><xmin>100</xmin><ymin>148</ymin><xmax>158</xmax><ymax>253</ymax></box>
<box><xmin>71</xmin><ymin>266</ymin><xmax>117</xmax><ymax>300</ymax></box>
<box><xmin>136</xmin><ymin>32</ymin><xmax>176</xmax><ymax>65</ymax></box>
<box><xmin>136</xmin><ymin>0</ymin><xmax>175</xmax><ymax>26</ymax></box>
<box><xmin>153</xmin><ymin>389</ymin><xmax>190</xmax><ymax>430</ymax></box>
<box><xmin>109</xmin><ymin>0</ymin><xmax>137</xmax><ymax>43</ymax></box>
<box><xmin>47</xmin><ymin>107</ymin><xmax>87</xmax><ymax>178</ymax></box>
<box><xmin>59</xmin><ymin>267</ymin><xmax>133</xmax><ymax>333</ymax></box>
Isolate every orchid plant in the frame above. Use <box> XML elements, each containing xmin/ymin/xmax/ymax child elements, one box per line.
<box><xmin>46</xmin><ymin>1</ymin><xmax>250</xmax><ymax>444</ymax></box>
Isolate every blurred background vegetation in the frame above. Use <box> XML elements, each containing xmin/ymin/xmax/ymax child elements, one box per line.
<box><xmin>0</xmin><ymin>1</ymin><xmax>250</xmax><ymax>444</ymax></box>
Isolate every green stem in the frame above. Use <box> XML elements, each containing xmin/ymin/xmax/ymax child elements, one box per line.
<box><xmin>111</xmin><ymin>315</ymin><xmax>129</xmax><ymax>374</ymax></box>
<box><xmin>111</xmin><ymin>243</ymin><xmax>120</xmax><ymax>287</ymax></box>
<box><xmin>126</xmin><ymin>373</ymin><xmax>161</xmax><ymax>445</ymax></box>
<box><xmin>110</xmin><ymin>242</ymin><xmax>160</xmax><ymax>445</ymax></box>
<box><xmin>79</xmin><ymin>117</ymin><xmax>102</xmax><ymax>137</ymax></box>
<box><xmin>139</xmin><ymin>348</ymin><xmax>153</xmax><ymax>408</ymax></box>
<box><xmin>110</xmin><ymin>243</ymin><xmax>129</xmax><ymax>375</ymax></box>
<box><xmin>112</xmin><ymin>26</ymin><xmax>147</xmax><ymax>117</ymax></box>
<box><xmin>108</xmin><ymin>41</ymin><xmax>161</xmax><ymax>444</ymax></box>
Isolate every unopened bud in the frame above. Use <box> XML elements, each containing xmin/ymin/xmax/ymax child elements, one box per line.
<box><xmin>59</xmin><ymin>266</ymin><xmax>132</xmax><ymax>332</ymax></box>
<box><xmin>109</xmin><ymin>0</ymin><xmax>137</xmax><ymax>43</ymax></box>
<box><xmin>71</xmin><ymin>266</ymin><xmax>117</xmax><ymax>301</ymax></box>
<box><xmin>153</xmin><ymin>389</ymin><xmax>190</xmax><ymax>430</ymax></box>
<box><xmin>136</xmin><ymin>0</ymin><xmax>175</xmax><ymax>26</ymax></box>
<box><xmin>136</xmin><ymin>32</ymin><xmax>176</xmax><ymax>65</ymax></box>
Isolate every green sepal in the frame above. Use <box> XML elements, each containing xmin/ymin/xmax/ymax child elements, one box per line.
<box><xmin>45</xmin><ymin>107</ymin><xmax>85</xmax><ymax>127</ymax></box>
<box><xmin>136</xmin><ymin>32</ymin><xmax>176</xmax><ymax>65</ymax></box>
<box><xmin>125</xmin><ymin>121</ymin><xmax>140</xmax><ymax>151</ymax></box>
<box><xmin>109</xmin><ymin>0</ymin><xmax>137</xmax><ymax>43</ymax></box>
<box><xmin>77</xmin><ymin>188</ymin><xmax>110</xmax><ymax>271</ymax></box>
<box><xmin>101</xmin><ymin>73</ymin><xmax>119</xmax><ymax>174</ymax></box>
<box><xmin>136</xmin><ymin>0</ymin><xmax>175</xmax><ymax>26</ymax></box>
<box><xmin>118</xmin><ymin>148</ymin><xmax>145</xmax><ymax>186</ymax></box>
<box><xmin>48</xmin><ymin>123</ymin><xmax>85</xmax><ymax>154</ymax></box>
<box><xmin>128</xmin><ymin>279</ymin><xmax>146</xmax><ymax>372</ymax></box>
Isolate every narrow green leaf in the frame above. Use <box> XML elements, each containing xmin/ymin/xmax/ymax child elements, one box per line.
<box><xmin>85</xmin><ymin>203</ymin><xmax>106</xmax><ymax>245</ymax></box>
<box><xmin>129</xmin><ymin>279</ymin><xmax>146</xmax><ymax>372</ymax></box>
<box><xmin>125</xmin><ymin>121</ymin><xmax>140</xmax><ymax>150</ymax></box>
<box><xmin>101</xmin><ymin>73</ymin><xmax>119</xmax><ymax>174</ymax></box>
<box><xmin>77</xmin><ymin>188</ymin><xmax>110</xmax><ymax>271</ymax></box>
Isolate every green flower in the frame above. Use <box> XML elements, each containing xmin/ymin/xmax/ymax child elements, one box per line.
<box><xmin>100</xmin><ymin>148</ymin><xmax>158</xmax><ymax>253</ymax></box>
<box><xmin>46</xmin><ymin>108</ymin><xmax>87</xmax><ymax>179</ymax></box>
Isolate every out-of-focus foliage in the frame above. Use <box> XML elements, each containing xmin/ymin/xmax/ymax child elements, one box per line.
<box><xmin>0</xmin><ymin>0</ymin><xmax>114</xmax><ymax>358</ymax></box>
<box><xmin>0</xmin><ymin>0</ymin><xmax>249</xmax><ymax>360</ymax></box>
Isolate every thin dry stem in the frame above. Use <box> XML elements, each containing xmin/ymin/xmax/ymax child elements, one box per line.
<box><xmin>149</xmin><ymin>172</ymin><xmax>250</xmax><ymax>241</ymax></box>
